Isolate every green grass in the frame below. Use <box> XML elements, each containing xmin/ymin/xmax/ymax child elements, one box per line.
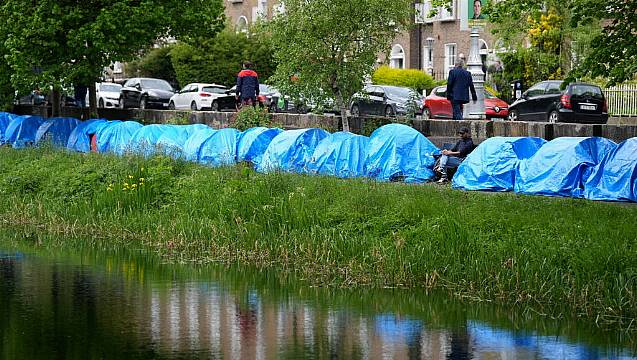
<box><xmin>0</xmin><ymin>146</ymin><xmax>636</xmax><ymax>328</ymax></box>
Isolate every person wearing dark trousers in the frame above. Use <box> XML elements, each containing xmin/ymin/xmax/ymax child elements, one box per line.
<box><xmin>436</xmin><ymin>127</ymin><xmax>475</xmax><ymax>184</ymax></box>
<box><xmin>235</xmin><ymin>61</ymin><xmax>260</xmax><ymax>107</ymax></box>
<box><xmin>446</xmin><ymin>59</ymin><xmax>477</xmax><ymax>120</ymax></box>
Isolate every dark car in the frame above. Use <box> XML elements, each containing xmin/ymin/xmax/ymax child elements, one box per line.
<box><xmin>508</xmin><ymin>81</ymin><xmax>608</xmax><ymax>124</ymax></box>
<box><xmin>119</xmin><ymin>78</ymin><xmax>175</xmax><ymax>110</ymax></box>
<box><xmin>350</xmin><ymin>85</ymin><xmax>424</xmax><ymax>117</ymax></box>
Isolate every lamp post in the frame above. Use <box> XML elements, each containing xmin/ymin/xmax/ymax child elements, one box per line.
<box><xmin>425</xmin><ymin>37</ymin><xmax>434</xmax><ymax>76</ymax></box>
<box><xmin>464</xmin><ymin>28</ymin><xmax>485</xmax><ymax>120</ymax></box>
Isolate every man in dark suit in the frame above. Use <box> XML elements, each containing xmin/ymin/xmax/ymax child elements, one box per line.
<box><xmin>446</xmin><ymin>59</ymin><xmax>478</xmax><ymax>120</ymax></box>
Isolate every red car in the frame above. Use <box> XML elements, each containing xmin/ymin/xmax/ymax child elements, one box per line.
<box><xmin>424</xmin><ymin>86</ymin><xmax>509</xmax><ymax>120</ymax></box>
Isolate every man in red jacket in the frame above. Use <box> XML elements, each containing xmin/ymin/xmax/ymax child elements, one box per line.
<box><xmin>236</xmin><ymin>61</ymin><xmax>260</xmax><ymax>107</ymax></box>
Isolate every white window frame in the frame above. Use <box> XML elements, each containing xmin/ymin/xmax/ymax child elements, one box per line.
<box><xmin>445</xmin><ymin>43</ymin><xmax>457</xmax><ymax>77</ymax></box>
<box><xmin>418</xmin><ymin>0</ymin><xmax>456</xmax><ymax>23</ymax></box>
<box><xmin>390</xmin><ymin>44</ymin><xmax>405</xmax><ymax>69</ymax></box>
<box><xmin>236</xmin><ymin>16</ymin><xmax>249</xmax><ymax>33</ymax></box>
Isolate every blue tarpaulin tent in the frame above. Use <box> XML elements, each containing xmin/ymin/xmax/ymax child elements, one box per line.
<box><xmin>307</xmin><ymin>132</ymin><xmax>370</xmax><ymax>178</ymax></box>
<box><xmin>236</xmin><ymin>127</ymin><xmax>283</xmax><ymax>165</ymax></box>
<box><xmin>365</xmin><ymin>124</ymin><xmax>439</xmax><ymax>182</ymax></box>
<box><xmin>515</xmin><ymin>137</ymin><xmax>617</xmax><ymax>198</ymax></box>
<box><xmin>66</xmin><ymin>119</ymin><xmax>112</xmax><ymax>152</ymax></box>
<box><xmin>584</xmin><ymin>137</ymin><xmax>637</xmax><ymax>202</ymax></box>
<box><xmin>35</xmin><ymin>117</ymin><xmax>81</xmax><ymax>147</ymax></box>
<box><xmin>452</xmin><ymin>137</ymin><xmax>547</xmax><ymax>191</ymax></box>
<box><xmin>4</xmin><ymin>115</ymin><xmax>45</xmax><ymax>148</ymax></box>
<box><xmin>198</xmin><ymin>128</ymin><xmax>241</xmax><ymax>167</ymax></box>
<box><xmin>183</xmin><ymin>128</ymin><xmax>217</xmax><ymax>162</ymax></box>
<box><xmin>257</xmin><ymin>128</ymin><xmax>329</xmax><ymax>173</ymax></box>
<box><xmin>156</xmin><ymin>124</ymin><xmax>210</xmax><ymax>158</ymax></box>
<box><xmin>96</xmin><ymin>121</ymin><xmax>143</xmax><ymax>154</ymax></box>
<box><xmin>128</xmin><ymin>124</ymin><xmax>177</xmax><ymax>156</ymax></box>
<box><xmin>0</xmin><ymin>112</ymin><xmax>19</xmax><ymax>144</ymax></box>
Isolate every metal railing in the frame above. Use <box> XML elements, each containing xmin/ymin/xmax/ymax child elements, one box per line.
<box><xmin>603</xmin><ymin>83</ymin><xmax>637</xmax><ymax>116</ymax></box>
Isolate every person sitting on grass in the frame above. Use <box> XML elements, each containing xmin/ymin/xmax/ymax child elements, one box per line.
<box><xmin>436</xmin><ymin>127</ymin><xmax>474</xmax><ymax>184</ymax></box>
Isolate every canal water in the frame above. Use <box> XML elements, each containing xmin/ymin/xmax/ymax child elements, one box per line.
<box><xmin>0</xmin><ymin>243</ymin><xmax>635</xmax><ymax>359</ymax></box>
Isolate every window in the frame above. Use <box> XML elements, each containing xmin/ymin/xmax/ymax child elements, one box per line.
<box><xmin>445</xmin><ymin>43</ymin><xmax>456</xmax><ymax>76</ymax></box>
<box><xmin>435</xmin><ymin>87</ymin><xmax>447</xmax><ymax>98</ymax></box>
<box><xmin>236</xmin><ymin>16</ymin><xmax>248</xmax><ymax>33</ymax></box>
<box><xmin>390</xmin><ymin>44</ymin><xmax>405</xmax><ymax>69</ymax></box>
<box><xmin>417</xmin><ymin>0</ymin><xmax>455</xmax><ymax>22</ymax></box>
<box><xmin>545</xmin><ymin>82</ymin><xmax>563</xmax><ymax>95</ymax></box>
<box><xmin>424</xmin><ymin>45</ymin><xmax>433</xmax><ymax>70</ymax></box>
<box><xmin>112</xmin><ymin>61</ymin><xmax>123</xmax><ymax>74</ymax></box>
<box><xmin>526</xmin><ymin>83</ymin><xmax>548</xmax><ymax>97</ymax></box>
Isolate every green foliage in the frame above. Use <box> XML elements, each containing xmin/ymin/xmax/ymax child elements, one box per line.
<box><xmin>372</xmin><ymin>66</ymin><xmax>436</xmax><ymax>93</ymax></box>
<box><xmin>165</xmin><ymin>113</ymin><xmax>191</xmax><ymax>125</ymax></box>
<box><xmin>127</xmin><ymin>46</ymin><xmax>178</xmax><ymax>87</ymax></box>
<box><xmin>231</xmin><ymin>106</ymin><xmax>273</xmax><ymax>131</ymax></box>
<box><xmin>268</xmin><ymin>0</ymin><xmax>413</xmax><ymax>131</ymax></box>
<box><xmin>170</xmin><ymin>27</ymin><xmax>276</xmax><ymax>88</ymax></box>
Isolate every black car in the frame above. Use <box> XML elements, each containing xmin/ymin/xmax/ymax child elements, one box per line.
<box><xmin>119</xmin><ymin>78</ymin><xmax>175</xmax><ymax>110</ymax></box>
<box><xmin>350</xmin><ymin>85</ymin><xmax>424</xmax><ymax>117</ymax></box>
<box><xmin>508</xmin><ymin>81</ymin><xmax>608</xmax><ymax>124</ymax></box>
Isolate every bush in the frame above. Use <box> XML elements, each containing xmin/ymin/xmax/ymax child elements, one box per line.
<box><xmin>127</xmin><ymin>46</ymin><xmax>178</xmax><ymax>88</ymax></box>
<box><xmin>372</xmin><ymin>66</ymin><xmax>435</xmax><ymax>93</ymax></box>
<box><xmin>231</xmin><ymin>106</ymin><xmax>272</xmax><ymax>131</ymax></box>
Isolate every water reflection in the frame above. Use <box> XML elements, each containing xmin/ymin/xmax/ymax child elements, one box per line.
<box><xmin>0</xmin><ymin>249</ymin><xmax>635</xmax><ymax>359</ymax></box>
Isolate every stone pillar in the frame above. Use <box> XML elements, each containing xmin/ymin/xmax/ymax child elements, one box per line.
<box><xmin>465</xmin><ymin>28</ymin><xmax>485</xmax><ymax>120</ymax></box>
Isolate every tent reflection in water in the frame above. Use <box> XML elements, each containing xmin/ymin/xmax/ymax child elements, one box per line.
<box><xmin>515</xmin><ymin>137</ymin><xmax>617</xmax><ymax>198</ymax></box>
<box><xmin>35</xmin><ymin>117</ymin><xmax>81</xmax><ymax>147</ymax></box>
<box><xmin>585</xmin><ymin>137</ymin><xmax>637</xmax><ymax>202</ymax></box>
<box><xmin>306</xmin><ymin>132</ymin><xmax>369</xmax><ymax>178</ymax></box>
<box><xmin>452</xmin><ymin>137</ymin><xmax>546</xmax><ymax>192</ymax></box>
<box><xmin>257</xmin><ymin>128</ymin><xmax>329</xmax><ymax>173</ymax></box>
<box><xmin>365</xmin><ymin>124</ymin><xmax>439</xmax><ymax>183</ymax></box>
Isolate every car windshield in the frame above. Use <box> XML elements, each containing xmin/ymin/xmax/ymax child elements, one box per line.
<box><xmin>141</xmin><ymin>79</ymin><xmax>173</xmax><ymax>91</ymax></box>
<box><xmin>484</xmin><ymin>89</ymin><xmax>496</xmax><ymax>99</ymax></box>
<box><xmin>202</xmin><ymin>86</ymin><xmax>227</xmax><ymax>94</ymax></box>
<box><xmin>383</xmin><ymin>86</ymin><xmax>417</xmax><ymax>99</ymax></box>
<box><xmin>571</xmin><ymin>84</ymin><xmax>603</xmax><ymax>98</ymax></box>
<box><xmin>100</xmin><ymin>84</ymin><xmax>122</xmax><ymax>92</ymax></box>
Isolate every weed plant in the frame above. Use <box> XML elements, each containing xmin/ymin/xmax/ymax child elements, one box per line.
<box><xmin>0</xmin><ymin>147</ymin><xmax>635</xmax><ymax>328</ymax></box>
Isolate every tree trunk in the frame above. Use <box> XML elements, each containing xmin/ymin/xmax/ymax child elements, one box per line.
<box><xmin>51</xmin><ymin>88</ymin><xmax>61</xmax><ymax>117</ymax></box>
<box><xmin>88</xmin><ymin>82</ymin><xmax>98</xmax><ymax>119</ymax></box>
<box><xmin>334</xmin><ymin>92</ymin><xmax>350</xmax><ymax>132</ymax></box>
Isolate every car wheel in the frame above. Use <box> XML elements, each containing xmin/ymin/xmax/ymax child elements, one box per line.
<box><xmin>385</xmin><ymin>106</ymin><xmax>395</xmax><ymax>117</ymax></box>
<box><xmin>423</xmin><ymin>107</ymin><xmax>431</xmax><ymax>120</ymax></box>
<box><xmin>350</xmin><ymin>104</ymin><xmax>360</xmax><ymax>117</ymax></box>
<box><xmin>139</xmin><ymin>96</ymin><xmax>147</xmax><ymax>110</ymax></box>
<box><xmin>98</xmin><ymin>98</ymin><xmax>104</xmax><ymax>108</ymax></box>
<box><xmin>190</xmin><ymin>101</ymin><xmax>198</xmax><ymax>111</ymax></box>
<box><xmin>211</xmin><ymin>101</ymin><xmax>220</xmax><ymax>112</ymax></box>
<box><xmin>119</xmin><ymin>97</ymin><xmax>126</xmax><ymax>109</ymax></box>
<box><xmin>548</xmin><ymin>110</ymin><xmax>559</xmax><ymax>123</ymax></box>
<box><xmin>168</xmin><ymin>101</ymin><xmax>175</xmax><ymax>110</ymax></box>
<box><xmin>508</xmin><ymin>109</ymin><xmax>519</xmax><ymax>121</ymax></box>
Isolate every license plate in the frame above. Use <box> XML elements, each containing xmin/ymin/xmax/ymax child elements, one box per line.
<box><xmin>580</xmin><ymin>104</ymin><xmax>596</xmax><ymax>111</ymax></box>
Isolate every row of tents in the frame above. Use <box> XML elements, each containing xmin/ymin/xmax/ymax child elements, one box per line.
<box><xmin>1</xmin><ymin>112</ymin><xmax>635</xmax><ymax>202</ymax></box>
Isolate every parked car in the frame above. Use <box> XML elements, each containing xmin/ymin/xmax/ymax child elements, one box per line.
<box><xmin>119</xmin><ymin>78</ymin><xmax>175</xmax><ymax>109</ymax></box>
<box><xmin>350</xmin><ymin>85</ymin><xmax>424</xmax><ymax>117</ymax></box>
<box><xmin>424</xmin><ymin>86</ymin><xmax>509</xmax><ymax>120</ymax></box>
<box><xmin>15</xmin><ymin>91</ymin><xmax>76</xmax><ymax>107</ymax></box>
<box><xmin>508</xmin><ymin>81</ymin><xmax>608</xmax><ymax>124</ymax></box>
<box><xmin>169</xmin><ymin>83</ymin><xmax>236</xmax><ymax>111</ymax></box>
<box><xmin>85</xmin><ymin>82</ymin><xmax>122</xmax><ymax>108</ymax></box>
<box><xmin>228</xmin><ymin>84</ymin><xmax>273</xmax><ymax>109</ymax></box>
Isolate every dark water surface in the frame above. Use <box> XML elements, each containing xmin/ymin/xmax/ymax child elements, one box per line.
<box><xmin>0</xmin><ymin>243</ymin><xmax>635</xmax><ymax>359</ymax></box>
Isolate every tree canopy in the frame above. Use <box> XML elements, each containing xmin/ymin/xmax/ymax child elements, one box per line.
<box><xmin>268</xmin><ymin>0</ymin><xmax>413</xmax><ymax>131</ymax></box>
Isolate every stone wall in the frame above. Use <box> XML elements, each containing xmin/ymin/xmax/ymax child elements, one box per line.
<box><xmin>12</xmin><ymin>105</ymin><xmax>637</xmax><ymax>146</ymax></box>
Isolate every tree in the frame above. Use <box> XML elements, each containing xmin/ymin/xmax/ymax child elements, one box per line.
<box><xmin>0</xmin><ymin>0</ymin><xmax>224</xmax><ymax>117</ymax></box>
<box><xmin>127</xmin><ymin>46</ymin><xmax>179</xmax><ymax>88</ymax></box>
<box><xmin>268</xmin><ymin>0</ymin><xmax>412</xmax><ymax>132</ymax></box>
<box><xmin>170</xmin><ymin>26</ymin><xmax>276</xmax><ymax>89</ymax></box>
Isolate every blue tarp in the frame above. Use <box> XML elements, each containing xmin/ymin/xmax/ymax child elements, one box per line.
<box><xmin>307</xmin><ymin>132</ymin><xmax>370</xmax><ymax>178</ymax></box>
<box><xmin>156</xmin><ymin>124</ymin><xmax>210</xmax><ymax>158</ymax></box>
<box><xmin>198</xmin><ymin>128</ymin><xmax>241</xmax><ymax>167</ymax></box>
<box><xmin>129</xmin><ymin>124</ymin><xmax>176</xmax><ymax>156</ymax></box>
<box><xmin>452</xmin><ymin>137</ymin><xmax>547</xmax><ymax>192</ymax></box>
<box><xmin>365</xmin><ymin>124</ymin><xmax>439</xmax><ymax>183</ymax></box>
<box><xmin>96</xmin><ymin>121</ymin><xmax>143</xmax><ymax>154</ymax></box>
<box><xmin>35</xmin><ymin>117</ymin><xmax>81</xmax><ymax>147</ymax></box>
<box><xmin>183</xmin><ymin>128</ymin><xmax>217</xmax><ymax>162</ymax></box>
<box><xmin>0</xmin><ymin>113</ymin><xmax>20</xmax><ymax>144</ymax></box>
<box><xmin>4</xmin><ymin>115</ymin><xmax>45</xmax><ymax>148</ymax></box>
<box><xmin>584</xmin><ymin>137</ymin><xmax>637</xmax><ymax>202</ymax></box>
<box><xmin>257</xmin><ymin>128</ymin><xmax>329</xmax><ymax>173</ymax></box>
<box><xmin>515</xmin><ymin>137</ymin><xmax>617</xmax><ymax>198</ymax></box>
<box><xmin>236</xmin><ymin>127</ymin><xmax>284</xmax><ymax>165</ymax></box>
<box><xmin>66</xmin><ymin>119</ymin><xmax>112</xmax><ymax>153</ymax></box>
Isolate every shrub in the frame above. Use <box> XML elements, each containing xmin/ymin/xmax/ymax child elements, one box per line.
<box><xmin>372</xmin><ymin>66</ymin><xmax>435</xmax><ymax>93</ymax></box>
<box><xmin>231</xmin><ymin>106</ymin><xmax>272</xmax><ymax>131</ymax></box>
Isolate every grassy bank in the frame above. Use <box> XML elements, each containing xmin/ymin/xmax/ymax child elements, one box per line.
<box><xmin>0</xmin><ymin>147</ymin><xmax>636</xmax><ymax>327</ymax></box>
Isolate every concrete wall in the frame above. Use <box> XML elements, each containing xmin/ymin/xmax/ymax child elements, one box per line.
<box><xmin>12</xmin><ymin>105</ymin><xmax>637</xmax><ymax>145</ymax></box>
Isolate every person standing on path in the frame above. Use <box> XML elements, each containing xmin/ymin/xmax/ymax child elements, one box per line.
<box><xmin>446</xmin><ymin>59</ymin><xmax>477</xmax><ymax>120</ymax></box>
<box><xmin>235</xmin><ymin>61</ymin><xmax>260</xmax><ymax>107</ymax></box>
